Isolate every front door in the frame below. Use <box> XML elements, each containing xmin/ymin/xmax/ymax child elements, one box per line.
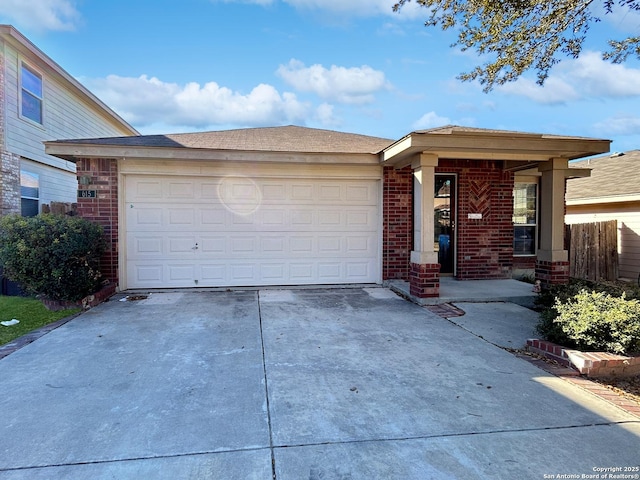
<box><xmin>434</xmin><ymin>174</ymin><xmax>456</xmax><ymax>275</ymax></box>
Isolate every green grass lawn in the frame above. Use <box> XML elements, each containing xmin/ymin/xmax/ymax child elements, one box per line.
<box><xmin>0</xmin><ymin>296</ymin><xmax>80</xmax><ymax>346</ymax></box>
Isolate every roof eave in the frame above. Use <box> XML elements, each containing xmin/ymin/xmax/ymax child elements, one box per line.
<box><xmin>44</xmin><ymin>142</ymin><xmax>381</xmax><ymax>165</ymax></box>
<box><xmin>380</xmin><ymin>129</ymin><xmax>611</xmax><ymax>167</ymax></box>
<box><xmin>567</xmin><ymin>194</ymin><xmax>640</xmax><ymax>205</ymax></box>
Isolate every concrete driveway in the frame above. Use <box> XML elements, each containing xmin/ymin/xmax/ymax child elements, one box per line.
<box><xmin>1</xmin><ymin>287</ymin><xmax>638</xmax><ymax>479</ymax></box>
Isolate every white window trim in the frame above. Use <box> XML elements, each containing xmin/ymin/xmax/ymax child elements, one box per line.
<box><xmin>513</xmin><ymin>182</ymin><xmax>538</xmax><ymax>257</ymax></box>
<box><xmin>19</xmin><ymin>59</ymin><xmax>45</xmax><ymax>127</ymax></box>
<box><xmin>20</xmin><ymin>169</ymin><xmax>40</xmax><ymax>217</ymax></box>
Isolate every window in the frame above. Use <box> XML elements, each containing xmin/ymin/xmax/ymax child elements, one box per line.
<box><xmin>20</xmin><ymin>171</ymin><xmax>39</xmax><ymax>217</ymax></box>
<box><xmin>20</xmin><ymin>63</ymin><xmax>43</xmax><ymax>124</ymax></box>
<box><xmin>513</xmin><ymin>183</ymin><xmax>537</xmax><ymax>255</ymax></box>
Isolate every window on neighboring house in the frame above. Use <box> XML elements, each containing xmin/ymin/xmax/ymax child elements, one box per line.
<box><xmin>513</xmin><ymin>182</ymin><xmax>537</xmax><ymax>255</ymax></box>
<box><xmin>20</xmin><ymin>63</ymin><xmax>43</xmax><ymax>124</ymax></box>
<box><xmin>20</xmin><ymin>171</ymin><xmax>39</xmax><ymax>217</ymax></box>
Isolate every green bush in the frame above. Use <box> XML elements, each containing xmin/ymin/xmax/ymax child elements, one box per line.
<box><xmin>552</xmin><ymin>290</ymin><xmax>640</xmax><ymax>355</ymax></box>
<box><xmin>535</xmin><ymin>279</ymin><xmax>640</xmax><ymax>348</ymax></box>
<box><xmin>0</xmin><ymin>214</ymin><xmax>106</xmax><ymax>302</ymax></box>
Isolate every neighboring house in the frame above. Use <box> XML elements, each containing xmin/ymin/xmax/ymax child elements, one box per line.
<box><xmin>0</xmin><ymin>25</ymin><xmax>138</xmax><ymax>219</ymax></box>
<box><xmin>46</xmin><ymin>125</ymin><xmax>609</xmax><ymax>299</ymax></box>
<box><xmin>566</xmin><ymin>150</ymin><xmax>640</xmax><ymax>281</ymax></box>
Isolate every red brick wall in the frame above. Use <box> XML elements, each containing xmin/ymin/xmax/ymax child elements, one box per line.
<box><xmin>438</xmin><ymin>159</ymin><xmax>515</xmax><ymax>279</ymax></box>
<box><xmin>536</xmin><ymin>260</ymin><xmax>570</xmax><ymax>287</ymax></box>
<box><xmin>410</xmin><ymin>262</ymin><xmax>440</xmax><ymax>297</ymax></box>
<box><xmin>76</xmin><ymin>158</ymin><xmax>119</xmax><ymax>284</ymax></box>
<box><xmin>382</xmin><ymin>165</ymin><xmax>412</xmax><ymax>281</ymax></box>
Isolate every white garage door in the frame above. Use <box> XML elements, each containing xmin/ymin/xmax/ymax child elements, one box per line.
<box><xmin>124</xmin><ymin>175</ymin><xmax>380</xmax><ymax>289</ymax></box>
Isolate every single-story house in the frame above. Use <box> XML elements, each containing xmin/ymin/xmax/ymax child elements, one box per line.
<box><xmin>566</xmin><ymin>150</ymin><xmax>640</xmax><ymax>282</ymax></box>
<box><xmin>45</xmin><ymin>125</ymin><xmax>610</xmax><ymax>298</ymax></box>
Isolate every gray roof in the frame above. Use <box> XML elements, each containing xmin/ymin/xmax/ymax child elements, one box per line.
<box><xmin>567</xmin><ymin>150</ymin><xmax>640</xmax><ymax>201</ymax></box>
<box><xmin>50</xmin><ymin>125</ymin><xmax>394</xmax><ymax>155</ymax></box>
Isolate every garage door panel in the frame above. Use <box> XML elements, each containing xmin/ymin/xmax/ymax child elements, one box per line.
<box><xmin>168</xmin><ymin>208</ymin><xmax>196</xmax><ymax>226</ymax></box>
<box><xmin>168</xmin><ymin>236</ymin><xmax>198</xmax><ymax>254</ymax></box>
<box><xmin>125</xmin><ymin>175</ymin><xmax>379</xmax><ymax>288</ymax></box>
<box><xmin>133</xmin><ymin>208</ymin><xmax>163</xmax><ymax>226</ymax></box>
<box><xmin>168</xmin><ymin>264</ymin><xmax>196</xmax><ymax>281</ymax></box>
<box><xmin>199</xmin><ymin>236</ymin><xmax>227</xmax><ymax>254</ymax></box>
<box><xmin>261</xmin><ymin>237</ymin><xmax>285</xmax><ymax>253</ymax></box>
<box><xmin>126</xmin><ymin>180</ymin><xmax>163</xmax><ymax>201</ymax></box>
<box><xmin>318</xmin><ymin>262</ymin><xmax>341</xmax><ymax>280</ymax></box>
<box><xmin>167</xmin><ymin>181</ymin><xmax>197</xmax><ymax>199</ymax></box>
<box><xmin>200</xmin><ymin>208</ymin><xmax>226</xmax><ymax>227</ymax></box>
<box><xmin>200</xmin><ymin>264</ymin><xmax>226</xmax><ymax>283</ymax></box>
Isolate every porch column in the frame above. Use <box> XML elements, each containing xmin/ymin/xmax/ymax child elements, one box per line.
<box><xmin>410</xmin><ymin>153</ymin><xmax>440</xmax><ymax>298</ymax></box>
<box><xmin>536</xmin><ymin>157</ymin><xmax>569</xmax><ymax>287</ymax></box>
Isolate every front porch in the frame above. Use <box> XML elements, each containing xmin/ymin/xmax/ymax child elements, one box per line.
<box><xmin>381</xmin><ymin>126</ymin><xmax>611</xmax><ymax>299</ymax></box>
<box><xmin>386</xmin><ymin>277</ymin><xmax>538</xmax><ymax>307</ymax></box>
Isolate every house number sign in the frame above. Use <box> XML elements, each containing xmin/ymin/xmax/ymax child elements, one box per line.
<box><xmin>77</xmin><ymin>190</ymin><xmax>97</xmax><ymax>198</ymax></box>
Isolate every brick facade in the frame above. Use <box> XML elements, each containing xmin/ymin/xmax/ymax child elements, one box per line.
<box><xmin>383</xmin><ymin>159</ymin><xmax>517</xmax><ymax>297</ymax></box>
<box><xmin>76</xmin><ymin>158</ymin><xmax>119</xmax><ymax>283</ymax></box>
<box><xmin>0</xmin><ymin>44</ymin><xmax>20</xmax><ymax>217</ymax></box>
<box><xmin>438</xmin><ymin>159</ymin><xmax>515</xmax><ymax>280</ymax></box>
<box><xmin>409</xmin><ymin>262</ymin><xmax>440</xmax><ymax>298</ymax></box>
<box><xmin>382</xmin><ymin>166</ymin><xmax>412</xmax><ymax>281</ymax></box>
<box><xmin>535</xmin><ymin>260</ymin><xmax>570</xmax><ymax>287</ymax></box>
<box><xmin>0</xmin><ymin>151</ymin><xmax>20</xmax><ymax>216</ymax></box>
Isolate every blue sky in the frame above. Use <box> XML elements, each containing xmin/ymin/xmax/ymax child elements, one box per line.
<box><xmin>1</xmin><ymin>0</ymin><xmax>640</xmax><ymax>153</ymax></box>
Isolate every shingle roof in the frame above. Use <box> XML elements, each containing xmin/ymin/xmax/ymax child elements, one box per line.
<box><xmin>414</xmin><ymin>125</ymin><xmax>598</xmax><ymax>140</ymax></box>
<box><xmin>567</xmin><ymin>150</ymin><xmax>640</xmax><ymax>201</ymax></box>
<box><xmin>50</xmin><ymin>125</ymin><xmax>394</xmax><ymax>155</ymax></box>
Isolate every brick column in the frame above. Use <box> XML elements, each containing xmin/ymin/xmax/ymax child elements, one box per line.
<box><xmin>535</xmin><ymin>260</ymin><xmax>569</xmax><ymax>287</ymax></box>
<box><xmin>0</xmin><ymin>151</ymin><xmax>20</xmax><ymax>216</ymax></box>
<box><xmin>76</xmin><ymin>158</ymin><xmax>119</xmax><ymax>285</ymax></box>
<box><xmin>410</xmin><ymin>262</ymin><xmax>440</xmax><ymax>298</ymax></box>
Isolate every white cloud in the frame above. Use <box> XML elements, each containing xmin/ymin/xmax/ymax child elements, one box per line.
<box><xmin>602</xmin><ymin>5</ymin><xmax>640</xmax><ymax>34</ymax></box>
<box><xmin>412</xmin><ymin>111</ymin><xmax>451</xmax><ymax>130</ymax></box>
<box><xmin>563</xmin><ymin>51</ymin><xmax>640</xmax><ymax>97</ymax></box>
<box><xmin>0</xmin><ymin>0</ymin><xmax>81</xmax><ymax>31</ymax></box>
<box><xmin>284</xmin><ymin>0</ymin><xmax>396</xmax><ymax>16</ymax></box>
<box><xmin>277</xmin><ymin>59</ymin><xmax>390</xmax><ymax>105</ymax></box>
<box><xmin>497</xmin><ymin>51</ymin><xmax>640</xmax><ymax>103</ymax></box>
<box><xmin>593</xmin><ymin>113</ymin><xmax>640</xmax><ymax>137</ymax></box>
<box><xmin>498</xmin><ymin>77</ymin><xmax>579</xmax><ymax>104</ymax></box>
<box><xmin>84</xmin><ymin>74</ymin><xmax>311</xmax><ymax>130</ymax></box>
<box><xmin>314</xmin><ymin>103</ymin><xmax>340</xmax><ymax>126</ymax></box>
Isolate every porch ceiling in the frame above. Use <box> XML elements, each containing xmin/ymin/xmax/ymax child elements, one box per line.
<box><xmin>381</xmin><ymin>126</ymin><xmax>611</xmax><ymax>168</ymax></box>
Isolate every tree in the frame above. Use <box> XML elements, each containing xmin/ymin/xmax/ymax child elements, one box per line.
<box><xmin>393</xmin><ymin>0</ymin><xmax>640</xmax><ymax>91</ymax></box>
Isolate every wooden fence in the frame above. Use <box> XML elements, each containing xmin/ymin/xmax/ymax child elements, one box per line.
<box><xmin>565</xmin><ymin>220</ymin><xmax>619</xmax><ymax>281</ymax></box>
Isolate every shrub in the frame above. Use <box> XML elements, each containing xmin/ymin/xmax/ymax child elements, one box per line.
<box><xmin>0</xmin><ymin>214</ymin><xmax>106</xmax><ymax>302</ymax></box>
<box><xmin>551</xmin><ymin>289</ymin><xmax>640</xmax><ymax>355</ymax></box>
<box><xmin>535</xmin><ymin>279</ymin><xmax>640</xmax><ymax>348</ymax></box>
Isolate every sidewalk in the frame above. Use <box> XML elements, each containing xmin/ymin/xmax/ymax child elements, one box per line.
<box><xmin>387</xmin><ymin>277</ymin><xmax>537</xmax><ymax>307</ymax></box>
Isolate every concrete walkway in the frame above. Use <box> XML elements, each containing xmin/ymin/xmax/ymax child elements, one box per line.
<box><xmin>388</xmin><ymin>277</ymin><xmax>538</xmax><ymax>307</ymax></box>
<box><xmin>0</xmin><ymin>288</ymin><xmax>638</xmax><ymax>479</ymax></box>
